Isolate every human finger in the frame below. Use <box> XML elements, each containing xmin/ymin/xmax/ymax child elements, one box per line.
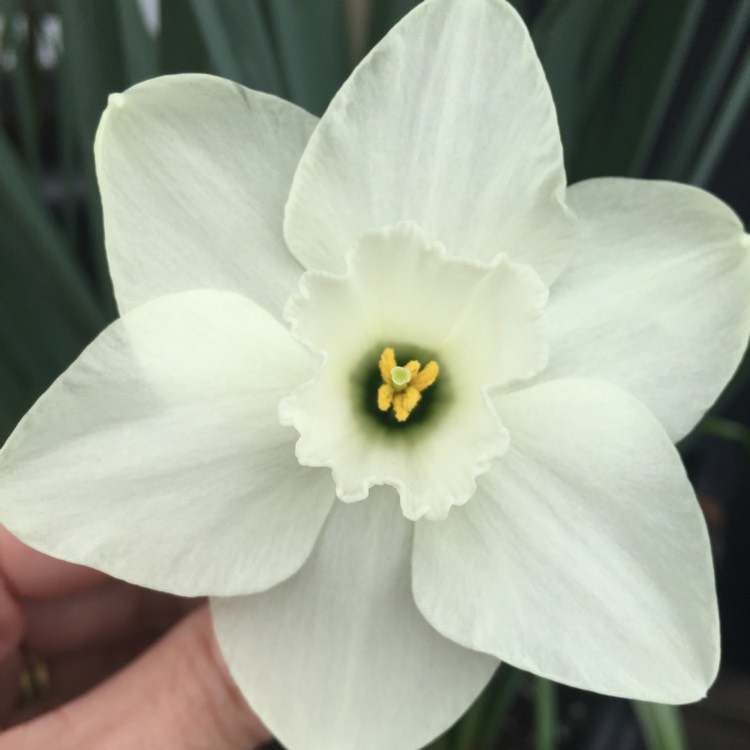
<box><xmin>0</xmin><ymin>606</ymin><xmax>270</xmax><ymax>750</ymax></box>
<box><xmin>0</xmin><ymin>574</ymin><xmax>23</xmax><ymax>722</ymax></box>
<box><xmin>0</xmin><ymin>576</ymin><xmax>22</xmax><ymax>663</ymax></box>
<box><xmin>0</xmin><ymin>651</ymin><xmax>21</xmax><ymax>723</ymax></box>
<box><xmin>0</xmin><ymin>528</ymin><xmax>106</xmax><ymax>599</ymax></box>
<box><xmin>21</xmin><ymin>581</ymin><xmax>199</xmax><ymax>655</ymax></box>
<box><xmin>4</xmin><ymin>633</ymin><xmax>154</xmax><ymax>729</ymax></box>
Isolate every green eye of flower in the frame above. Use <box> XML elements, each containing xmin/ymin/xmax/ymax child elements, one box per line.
<box><xmin>376</xmin><ymin>347</ymin><xmax>440</xmax><ymax>422</ymax></box>
<box><xmin>348</xmin><ymin>342</ymin><xmax>447</xmax><ymax>433</ymax></box>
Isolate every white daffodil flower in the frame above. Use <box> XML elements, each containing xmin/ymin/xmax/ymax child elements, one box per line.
<box><xmin>1</xmin><ymin>0</ymin><xmax>749</xmax><ymax>748</ymax></box>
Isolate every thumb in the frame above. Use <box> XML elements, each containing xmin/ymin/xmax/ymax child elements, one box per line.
<box><xmin>0</xmin><ymin>606</ymin><xmax>271</xmax><ymax>750</ymax></box>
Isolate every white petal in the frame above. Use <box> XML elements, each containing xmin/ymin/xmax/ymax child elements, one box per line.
<box><xmin>212</xmin><ymin>490</ymin><xmax>497</xmax><ymax>750</ymax></box>
<box><xmin>282</xmin><ymin>222</ymin><xmax>548</xmax><ymax>520</ymax></box>
<box><xmin>413</xmin><ymin>379</ymin><xmax>719</xmax><ymax>703</ymax></box>
<box><xmin>95</xmin><ymin>74</ymin><xmax>316</xmax><ymax>317</ymax></box>
<box><xmin>543</xmin><ymin>178</ymin><xmax>750</xmax><ymax>441</ymax></box>
<box><xmin>284</xmin><ymin>0</ymin><xmax>574</xmax><ymax>281</ymax></box>
<box><xmin>0</xmin><ymin>290</ymin><xmax>334</xmax><ymax>596</ymax></box>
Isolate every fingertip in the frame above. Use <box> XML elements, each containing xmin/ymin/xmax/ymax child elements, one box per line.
<box><xmin>0</xmin><ymin>575</ymin><xmax>22</xmax><ymax>659</ymax></box>
<box><xmin>0</xmin><ymin>606</ymin><xmax>271</xmax><ymax>749</ymax></box>
<box><xmin>0</xmin><ymin>527</ymin><xmax>107</xmax><ymax>599</ymax></box>
<box><xmin>173</xmin><ymin>607</ymin><xmax>273</xmax><ymax>748</ymax></box>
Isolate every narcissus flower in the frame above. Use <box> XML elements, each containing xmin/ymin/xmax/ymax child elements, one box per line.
<box><xmin>1</xmin><ymin>0</ymin><xmax>749</xmax><ymax>748</ymax></box>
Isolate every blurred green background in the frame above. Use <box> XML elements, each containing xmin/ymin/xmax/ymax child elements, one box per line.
<box><xmin>0</xmin><ymin>1</ymin><xmax>748</xmax><ymax>749</ymax></box>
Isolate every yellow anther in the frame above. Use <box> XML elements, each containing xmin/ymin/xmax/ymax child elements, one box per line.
<box><xmin>404</xmin><ymin>360</ymin><xmax>420</xmax><ymax>379</ymax></box>
<box><xmin>412</xmin><ymin>360</ymin><xmax>439</xmax><ymax>391</ymax></box>
<box><xmin>379</xmin><ymin>347</ymin><xmax>397</xmax><ymax>383</ymax></box>
<box><xmin>377</xmin><ymin>348</ymin><xmax>439</xmax><ymax>422</ymax></box>
<box><xmin>393</xmin><ymin>386</ymin><xmax>422</xmax><ymax>421</ymax></box>
<box><xmin>377</xmin><ymin>383</ymin><xmax>394</xmax><ymax>411</ymax></box>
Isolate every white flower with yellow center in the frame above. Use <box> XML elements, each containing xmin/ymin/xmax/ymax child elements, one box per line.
<box><xmin>1</xmin><ymin>1</ymin><xmax>749</xmax><ymax>748</ymax></box>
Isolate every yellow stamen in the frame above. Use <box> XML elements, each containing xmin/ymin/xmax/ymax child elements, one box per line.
<box><xmin>378</xmin><ymin>383</ymin><xmax>394</xmax><ymax>411</ymax></box>
<box><xmin>379</xmin><ymin>347</ymin><xmax>397</xmax><ymax>383</ymax></box>
<box><xmin>412</xmin><ymin>360</ymin><xmax>439</xmax><ymax>391</ymax></box>
<box><xmin>404</xmin><ymin>360</ymin><xmax>420</xmax><ymax>378</ymax></box>
<box><xmin>377</xmin><ymin>348</ymin><xmax>439</xmax><ymax>422</ymax></box>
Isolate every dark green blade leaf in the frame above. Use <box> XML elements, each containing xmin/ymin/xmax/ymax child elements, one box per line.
<box><xmin>658</xmin><ymin>1</ymin><xmax>750</xmax><ymax>180</ymax></box>
<box><xmin>455</xmin><ymin>666</ymin><xmax>524</xmax><ymax>750</ymax></box>
<box><xmin>574</xmin><ymin>0</ymin><xmax>700</xmax><ymax>178</ymax></box>
<box><xmin>159</xmin><ymin>0</ymin><xmax>211</xmax><ymax>74</ymax></box>
<box><xmin>629</xmin><ymin>0</ymin><xmax>708</xmax><ymax>175</ymax></box>
<box><xmin>0</xmin><ymin>128</ymin><xmax>103</xmax><ymax>334</ymax></box>
<box><xmin>0</xmin><ymin>356</ymin><xmax>29</xmax><ymax>441</ymax></box>
<box><xmin>0</xmin><ymin>0</ymin><xmax>42</xmax><ymax>183</ymax></box>
<box><xmin>507</xmin><ymin>0</ymin><xmax>531</xmax><ymax>18</ymax></box>
<box><xmin>533</xmin><ymin>677</ymin><xmax>557</xmax><ymax>750</ymax></box>
<box><xmin>263</xmin><ymin>0</ymin><xmax>350</xmax><ymax>115</ymax></box>
<box><xmin>188</xmin><ymin>0</ymin><xmax>285</xmax><ymax>94</ymax></box>
<box><xmin>422</xmin><ymin>667</ymin><xmax>524</xmax><ymax>750</ymax></box>
<box><xmin>186</xmin><ymin>0</ymin><xmax>243</xmax><ymax>81</ymax></box>
<box><xmin>56</xmin><ymin>46</ymin><xmax>80</xmax><ymax>245</ymax></box>
<box><xmin>633</xmin><ymin>702</ymin><xmax>687</xmax><ymax>750</ymax></box>
<box><xmin>478</xmin><ymin>667</ymin><xmax>524</xmax><ymax>749</ymax></box>
<box><xmin>528</xmin><ymin>0</ymin><xmax>643</xmax><ymax>179</ymax></box>
<box><xmin>0</xmin><ymin>197</ymin><xmax>102</xmax><ymax>442</ymax></box>
<box><xmin>702</xmin><ymin>416</ymin><xmax>750</xmax><ymax>456</ymax></box>
<box><xmin>690</xmin><ymin>42</ymin><xmax>750</xmax><ymax>186</ymax></box>
<box><xmin>531</xmin><ymin>0</ymin><xmax>599</xmax><ymax>149</ymax></box>
<box><xmin>58</xmin><ymin>0</ymin><xmax>124</xmax><ymax>313</ymax></box>
<box><xmin>367</xmin><ymin>0</ymin><xmax>420</xmax><ymax>49</ymax></box>
<box><xmin>116</xmin><ymin>0</ymin><xmax>158</xmax><ymax>85</ymax></box>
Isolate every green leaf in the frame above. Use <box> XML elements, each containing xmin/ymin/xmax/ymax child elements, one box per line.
<box><xmin>690</xmin><ymin>41</ymin><xmax>750</xmax><ymax>187</ymax></box>
<box><xmin>530</xmin><ymin>0</ymin><xmax>644</xmax><ymax>180</ymax></box>
<box><xmin>367</xmin><ymin>0</ymin><xmax>421</xmax><ymax>49</ymax></box>
<box><xmin>58</xmin><ymin>0</ymin><xmax>124</xmax><ymax>314</ymax></box>
<box><xmin>186</xmin><ymin>0</ymin><xmax>243</xmax><ymax>81</ymax></box>
<box><xmin>629</xmin><ymin>0</ymin><xmax>708</xmax><ymax>176</ymax></box>
<box><xmin>427</xmin><ymin>733</ymin><xmax>451</xmax><ymax>750</ymax></box>
<box><xmin>457</xmin><ymin>666</ymin><xmax>525</xmax><ymax>750</ymax></box>
<box><xmin>0</xmin><ymin>198</ymin><xmax>101</xmax><ymax>442</ymax></box>
<box><xmin>0</xmin><ymin>0</ymin><xmax>42</xmax><ymax>183</ymax></box>
<box><xmin>187</xmin><ymin>0</ymin><xmax>285</xmax><ymax>94</ymax></box>
<box><xmin>479</xmin><ymin>667</ymin><xmax>524</xmax><ymax>748</ymax></box>
<box><xmin>658</xmin><ymin>0</ymin><xmax>750</xmax><ymax>180</ymax></box>
<box><xmin>263</xmin><ymin>0</ymin><xmax>350</xmax><ymax>115</ymax></box>
<box><xmin>702</xmin><ymin>417</ymin><xmax>750</xmax><ymax>456</ymax></box>
<box><xmin>0</xmin><ymin>129</ymin><xmax>103</xmax><ymax>335</ymax></box>
<box><xmin>116</xmin><ymin>0</ymin><xmax>158</xmax><ymax>85</ymax></box>
<box><xmin>507</xmin><ymin>0</ymin><xmax>531</xmax><ymax>18</ymax></box>
<box><xmin>574</xmin><ymin>0</ymin><xmax>700</xmax><ymax>178</ymax></box>
<box><xmin>56</xmin><ymin>46</ymin><xmax>80</xmax><ymax>245</ymax></box>
<box><xmin>0</xmin><ymin>356</ymin><xmax>29</xmax><ymax>442</ymax></box>
<box><xmin>633</xmin><ymin>702</ymin><xmax>687</xmax><ymax>750</ymax></box>
<box><xmin>159</xmin><ymin>0</ymin><xmax>211</xmax><ymax>74</ymax></box>
<box><xmin>533</xmin><ymin>677</ymin><xmax>557</xmax><ymax>750</ymax></box>
<box><xmin>531</xmin><ymin>0</ymin><xmax>599</xmax><ymax>151</ymax></box>
<box><xmin>423</xmin><ymin>667</ymin><xmax>523</xmax><ymax>750</ymax></box>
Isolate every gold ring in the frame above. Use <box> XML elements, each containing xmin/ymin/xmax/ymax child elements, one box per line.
<box><xmin>18</xmin><ymin>652</ymin><xmax>51</xmax><ymax>708</ymax></box>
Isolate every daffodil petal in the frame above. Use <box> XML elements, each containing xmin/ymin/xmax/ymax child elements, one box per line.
<box><xmin>95</xmin><ymin>74</ymin><xmax>316</xmax><ymax>318</ymax></box>
<box><xmin>211</xmin><ymin>490</ymin><xmax>498</xmax><ymax>750</ymax></box>
<box><xmin>284</xmin><ymin>0</ymin><xmax>574</xmax><ymax>281</ymax></box>
<box><xmin>543</xmin><ymin>178</ymin><xmax>750</xmax><ymax>441</ymax></box>
<box><xmin>413</xmin><ymin>379</ymin><xmax>718</xmax><ymax>703</ymax></box>
<box><xmin>0</xmin><ymin>290</ymin><xmax>334</xmax><ymax>597</ymax></box>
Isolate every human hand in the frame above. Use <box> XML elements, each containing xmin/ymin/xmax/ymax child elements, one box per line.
<box><xmin>0</xmin><ymin>528</ymin><xmax>271</xmax><ymax>749</ymax></box>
